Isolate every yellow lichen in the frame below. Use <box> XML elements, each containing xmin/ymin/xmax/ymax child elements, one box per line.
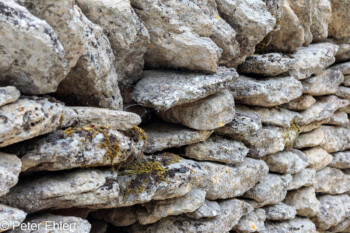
<box><xmin>283</xmin><ymin>120</ymin><xmax>301</xmax><ymax>150</ymax></box>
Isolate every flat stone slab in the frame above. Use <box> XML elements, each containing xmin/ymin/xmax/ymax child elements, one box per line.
<box><xmin>0</xmin><ymin>152</ymin><xmax>21</xmax><ymax>197</ymax></box>
<box><xmin>0</xmin><ymin>86</ymin><xmax>20</xmax><ymax>108</ymax></box>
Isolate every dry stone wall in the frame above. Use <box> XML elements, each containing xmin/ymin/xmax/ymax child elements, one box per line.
<box><xmin>0</xmin><ymin>0</ymin><xmax>350</xmax><ymax>232</ymax></box>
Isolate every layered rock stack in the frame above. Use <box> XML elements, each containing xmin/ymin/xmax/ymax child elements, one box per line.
<box><xmin>0</xmin><ymin>0</ymin><xmax>350</xmax><ymax>232</ymax></box>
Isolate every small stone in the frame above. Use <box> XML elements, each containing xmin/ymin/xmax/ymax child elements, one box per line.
<box><xmin>0</xmin><ymin>86</ymin><xmax>20</xmax><ymax>108</ymax></box>
<box><xmin>330</xmin><ymin>61</ymin><xmax>350</xmax><ymax>75</ymax></box>
<box><xmin>303</xmin><ymin>147</ymin><xmax>333</xmax><ymax>171</ymax></box>
<box><xmin>143</xmin><ymin>122</ymin><xmax>213</xmax><ymax>153</ymax></box>
<box><xmin>262</xmin><ymin>218</ymin><xmax>317</xmax><ymax>233</ymax></box>
<box><xmin>132</xmin><ymin>67</ymin><xmax>238</xmax><ymax>111</ymax></box>
<box><xmin>315</xmin><ymin>167</ymin><xmax>350</xmax><ymax>194</ymax></box>
<box><xmin>234</xmin><ymin>209</ymin><xmax>266</xmax><ymax>233</ymax></box>
<box><xmin>0</xmin><ymin>152</ymin><xmax>21</xmax><ymax>197</ymax></box>
<box><xmin>311</xmin><ymin>0</ymin><xmax>332</xmax><ymax>41</ymax></box>
<box><xmin>282</xmin><ymin>94</ymin><xmax>316</xmax><ymax>111</ymax></box>
<box><xmin>284</xmin><ymin>186</ymin><xmax>320</xmax><ymax>217</ymax></box>
<box><xmin>329</xmin><ymin>0</ymin><xmax>350</xmax><ymax>39</ymax></box>
<box><xmin>330</xmin><ymin>151</ymin><xmax>350</xmax><ymax>169</ymax></box>
<box><xmin>230</xmin><ymin>75</ymin><xmax>302</xmax><ymax>107</ymax></box>
<box><xmin>0</xmin><ymin>204</ymin><xmax>26</xmax><ymax>233</ymax></box>
<box><xmin>184</xmin><ymin>135</ymin><xmax>248</xmax><ymax>165</ymax></box>
<box><xmin>185</xmin><ymin>200</ymin><xmax>221</xmax><ymax>219</ymax></box>
<box><xmin>328</xmin><ymin>218</ymin><xmax>350</xmax><ymax>233</ymax></box>
<box><xmin>336</xmin><ymin>86</ymin><xmax>350</xmax><ymax>100</ymax></box>
<box><xmin>287</xmin><ymin>168</ymin><xmax>316</xmax><ymax>190</ymax></box>
<box><xmin>157</xmin><ymin>90</ymin><xmax>235</xmax><ymax>130</ymax></box>
<box><xmin>328</xmin><ymin>111</ymin><xmax>349</xmax><ymax>126</ymax></box>
<box><xmin>199</xmin><ymin>158</ymin><xmax>268</xmax><ymax>200</ymax></box>
<box><xmin>264</xmin><ymin>203</ymin><xmax>296</xmax><ymax>221</ymax></box>
<box><xmin>91</xmin><ymin>207</ymin><xmax>137</xmax><ymax>227</ymax></box>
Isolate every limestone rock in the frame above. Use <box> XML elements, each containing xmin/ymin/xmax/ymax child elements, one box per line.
<box><xmin>92</xmin><ymin>207</ymin><xmax>138</xmax><ymax>227</ymax></box>
<box><xmin>230</xmin><ymin>75</ymin><xmax>302</xmax><ymax>107</ymax></box>
<box><xmin>157</xmin><ymin>90</ymin><xmax>235</xmax><ymax>130</ymax></box>
<box><xmin>0</xmin><ymin>204</ymin><xmax>26</xmax><ymax>233</ymax></box>
<box><xmin>289</xmin><ymin>43</ymin><xmax>338</xmax><ymax>80</ymax></box>
<box><xmin>0</xmin><ymin>97</ymin><xmax>77</xmax><ymax>148</ymax></box>
<box><xmin>184</xmin><ymin>135</ymin><xmax>248</xmax><ymax>165</ymax></box>
<box><xmin>336</xmin><ymin>86</ymin><xmax>350</xmax><ymax>100</ymax></box>
<box><xmin>199</xmin><ymin>158</ymin><xmax>268</xmax><ymax>200</ymax></box>
<box><xmin>284</xmin><ymin>187</ymin><xmax>320</xmax><ymax>217</ymax></box>
<box><xmin>185</xmin><ymin>200</ymin><xmax>221</xmax><ymax>219</ymax></box>
<box><xmin>131</xmin><ymin>199</ymin><xmax>253</xmax><ymax>233</ymax></box>
<box><xmin>9</xmin><ymin>214</ymin><xmax>91</xmax><ymax>233</ymax></box>
<box><xmin>0</xmin><ymin>0</ymin><xmax>66</xmax><ymax>95</ymax></box>
<box><xmin>287</xmin><ymin>168</ymin><xmax>316</xmax><ymax>190</ymax></box>
<box><xmin>328</xmin><ymin>218</ymin><xmax>350</xmax><ymax>233</ymax></box>
<box><xmin>264</xmin><ymin>203</ymin><xmax>296</xmax><ymax>221</ymax></box>
<box><xmin>311</xmin><ymin>0</ymin><xmax>332</xmax><ymax>41</ymax></box>
<box><xmin>263</xmin><ymin>218</ymin><xmax>317</xmax><ymax>233</ymax></box>
<box><xmin>282</xmin><ymin>94</ymin><xmax>316</xmax><ymax>111</ymax></box>
<box><xmin>263</xmin><ymin>150</ymin><xmax>309</xmax><ymax>174</ymax></box>
<box><xmin>70</xmin><ymin>107</ymin><xmax>141</xmax><ymax>130</ymax></box>
<box><xmin>243</xmin><ymin>174</ymin><xmax>289</xmax><ymax>207</ymax></box>
<box><xmin>302</xmin><ymin>69</ymin><xmax>344</xmax><ymax>96</ymax></box>
<box><xmin>330</xmin><ymin>61</ymin><xmax>350</xmax><ymax>75</ymax></box>
<box><xmin>328</xmin><ymin>111</ymin><xmax>349</xmax><ymax>126</ymax></box>
<box><xmin>132</xmin><ymin>67</ymin><xmax>238</xmax><ymax>111</ymax></box>
<box><xmin>303</xmin><ymin>147</ymin><xmax>333</xmax><ymax>170</ymax></box>
<box><xmin>238</xmin><ymin>53</ymin><xmax>295</xmax><ymax>76</ymax></box>
<box><xmin>315</xmin><ymin>167</ymin><xmax>350</xmax><ymax>194</ymax></box>
<box><xmin>329</xmin><ymin>0</ymin><xmax>350</xmax><ymax>39</ymax></box>
<box><xmin>234</xmin><ymin>209</ymin><xmax>266</xmax><ymax>233</ymax></box>
<box><xmin>330</xmin><ymin>151</ymin><xmax>350</xmax><ymax>169</ymax></box>
<box><xmin>0</xmin><ymin>86</ymin><xmax>20</xmax><ymax>108</ymax></box>
<box><xmin>0</xmin><ymin>153</ymin><xmax>21</xmax><ymax>197</ymax></box>
<box><xmin>345</xmin><ymin>75</ymin><xmax>350</xmax><ymax>86</ymax></box>
<box><xmin>137</xmin><ymin>188</ymin><xmax>206</xmax><ymax>225</ymax></box>
<box><xmin>313</xmin><ymin>194</ymin><xmax>350</xmax><ymax>230</ymax></box>
<box><xmin>143</xmin><ymin>122</ymin><xmax>213</xmax><ymax>153</ymax></box>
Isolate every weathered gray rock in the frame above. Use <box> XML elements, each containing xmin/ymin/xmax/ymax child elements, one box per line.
<box><xmin>330</xmin><ymin>151</ymin><xmax>350</xmax><ymax>169</ymax></box>
<box><xmin>303</xmin><ymin>147</ymin><xmax>333</xmax><ymax>171</ymax></box>
<box><xmin>199</xmin><ymin>158</ymin><xmax>268</xmax><ymax>200</ymax></box>
<box><xmin>282</xmin><ymin>94</ymin><xmax>316</xmax><ymax>111</ymax></box>
<box><xmin>302</xmin><ymin>69</ymin><xmax>344</xmax><ymax>96</ymax></box>
<box><xmin>313</xmin><ymin>194</ymin><xmax>350</xmax><ymax>230</ymax></box>
<box><xmin>243</xmin><ymin>174</ymin><xmax>289</xmax><ymax>207</ymax></box>
<box><xmin>262</xmin><ymin>218</ymin><xmax>317</xmax><ymax>233</ymax></box>
<box><xmin>0</xmin><ymin>0</ymin><xmax>66</xmax><ymax>95</ymax></box>
<box><xmin>336</xmin><ymin>86</ymin><xmax>350</xmax><ymax>100</ymax></box>
<box><xmin>285</xmin><ymin>187</ymin><xmax>320</xmax><ymax>217</ymax></box>
<box><xmin>328</xmin><ymin>218</ymin><xmax>350</xmax><ymax>233</ymax></box>
<box><xmin>289</xmin><ymin>43</ymin><xmax>338</xmax><ymax>80</ymax></box>
<box><xmin>9</xmin><ymin>214</ymin><xmax>91</xmax><ymax>233</ymax></box>
<box><xmin>288</xmin><ymin>168</ymin><xmax>316</xmax><ymax>190</ymax></box>
<box><xmin>185</xmin><ymin>135</ymin><xmax>248</xmax><ymax>165</ymax></box>
<box><xmin>0</xmin><ymin>86</ymin><xmax>20</xmax><ymax>108</ymax></box>
<box><xmin>185</xmin><ymin>200</ymin><xmax>221</xmax><ymax>219</ymax></box>
<box><xmin>137</xmin><ymin>188</ymin><xmax>206</xmax><ymax>225</ymax></box>
<box><xmin>0</xmin><ymin>204</ymin><xmax>26</xmax><ymax>233</ymax></box>
<box><xmin>132</xmin><ymin>67</ymin><xmax>238</xmax><ymax>111</ymax></box>
<box><xmin>345</xmin><ymin>75</ymin><xmax>350</xmax><ymax>86</ymax></box>
<box><xmin>264</xmin><ymin>203</ymin><xmax>296</xmax><ymax>221</ymax></box>
<box><xmin>131</xmin><ymin>199</ymin><xmax>253</xmax><ymax>233</ymax></box>
<box><xmin>0</xmin><ymin>153</ymin><xmax>21</xmax><ymax>197</ymax></box>
<box><xmin>238</xmin><ymin>53</ymin><xmax>294</xmax><ymax>76</ymax></box>
<box><xmin>311</xmin><ymin>0</ymin><xmax>332</xmax><ymax>41</ymax></box>
<box><xmin>70</xmin><ymin>107</ymin><xmax>141</xmax><ymax>130</ymax></box>
<box><xmin>0</xmin><ymin>97</ymin><xmax>77</xmax><ymax>148</ymax></box>
<box><xmin>315</xmin><ymin>167</ymin><xmax>350</xmax><ymax>194</ymax></box>
<box><xmin>143</xmin><ymin>122</ymin><xmax>213</xmax><ymax>153</ymax></box>
<box><xmin>230</xmin><ymin>75</ymin><xmax>302</xmax><ymax>107</ymax></box>
<box><xmin>328</xmin><ymin>111</ymin><xmax>349</xmax><ymax>126</ymax></box>
<box><xmin>263</xmin><ymin>150</ymin><xmax>309</xmax><ymax>174</ymax></box>
<box><xmin>157</xmin><ymin>90</ymin><xmax>235</xmax><ymax>130</ymax></box>
<box><xmin>329</xmin><ymin>0</ymin><xmax>350</xmax><ymax>39</ymax></box>
<box><xmin>215</xmin><ymin>0</ymin><xmax>275</xmax><ymax>65</ymax></box>
<box><xmin>234</xmin><ymin>209</ymin><xmax>266</xmax><ymax>233</ymax></box>
<box><xmin>330</xmin><ymin>61</ymin><xmax>350</xmax><ymax>75</ymax></box>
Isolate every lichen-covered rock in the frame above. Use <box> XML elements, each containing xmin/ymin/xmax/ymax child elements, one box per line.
<box><xmin>157</xmin><ymin>90</ymin><xmax>235</xmax><ymax>130</ymax></box>
<box><xmin>238</xmin><ymin>53</ymin><xmax>294</xmax><ymax>76</ymax></box>
<box><xmin>0</xmin><ymin>86</ymin><xmax>20</xmax><ymax>108</ymax></box>
<box><xmin>328</xmin><ymin>0</ymin><xmax>350</xmax><ymax>39</ymax></box>
<box><xmin>0</xmin><ymin>97</ymin><xmax>77</xmax><ymax>148</ymax></box>
<box><xmin>264</xmin><ymin>203</ymin><xmax>296</xmax><ymax>221</ymax></box>
<box><xmin>288</xmin><ymin>168</ymin><xmax>316</xmax><ymax>190</ymax></box>
<box><xmin>302</xmin><ymin>147</ymin><xmax>333</xmax><ymax>171</ymax></box>
<box><xmin>184</xmin><ymin>135</ymin><xmax>248</xmax><ymax>165</ymax></box>
<box><xmin>185</xmin><ymin>200</ymin><xmax>221</xmax><ymax>219</ymax></box>
<box><xmin>313</xmin><ymin>194</ymin><xmax>350</xmax><ymax>230</ymax></box>
<box><xmin>0</xmin><ymin>204</ymin><xmax>26</xmax><ymax>233</ymax></box>
<box><xmin>0</xmin><ymin>0</ymin><xmax>66</xmax><ymax>95</ymax></box>
<box><xmin>92</xmin><ymin>206</ymin><xmax>138</xmax><ymax>227</ymax></box>
<box><xmin>199</xmin><ymin>158</ymin><xmax>268</xmax><ymax>200</ymax></box>
<box><xmin>282</xmin><ymin>94</ymin><xmax>316</xmax><ymax>111</ymax></box>
<box><xmin>143</xmin><ymin>122</ymin><xmax>213</xmax><ymax>153</ymax></box>
<box><xmin>330</xmin><ymin>151</ymin><xmax>350</xmax><ymax>169</ymax></box>
<box><xmin>70</xmin><ymin>107</ymin><xmax>141</xmax><ymax>130</ymax></box>
<box><xmin>131</xmin><ymin>199</ymin><xmax>253</xmax><ymax>233</ymax></box>
<box><xmin>230</xmin><ymin>75</ymin><xmax>302</xmax><ymax>107</ymax></box>
<box><xmin>132</xmin><ymin>67</ymin><xmax>238</xmax><ymax>111</ymax></box>
<box><xmin>302</xmin><ymin>69</ymin><xmax>344</xmax><ymax>96</ymax></box>
<box><xmin>234</xmin><ymin>209</ymin><xmax>266</xmax><ymax>233</ymax></box>
<box><xmin>284</xmin><ymin>187</ymin><xmax>320</xmax><ymax>217</ymax></box>
<box><xmin>0</xmin><ymin>153</ymin><xmax>21</xmax><ymax>197</ymax></box>
<box><xmin>289</xmin><ymin>43</ymin><xmax>338</xmax><ymax>80</ymax></box>
<box><xmin>137</xmin><ymin>188</ymin><xmax>206</xmax><ymax>225</ymax></box>
<box><xmin>328</xmin><ymin>110</ymin><xmax>349</xmax><ymax>126</ymax></box>
<box><xmin>311</xmin><ymin>0</ymin><xmax>332</xmax><ymax>41</ymax></box>
<box><xmin>263</xmin><ymin>150</ymin><xmax>309</xmax><ymax>174</ymax></box>
<box><xmin>336</xmin><ymin>86</ymin><xmax>350</xmax><ymax>100</ymax></box>
<box><xmin>314</xmin><ymin>167</ymin><xmax>350</xmax><ymax>194</ymax></box>
<box><xmin>262</xmin><ymin>218</ymin><xmax>317</xmax><ymax>233</ymax></box>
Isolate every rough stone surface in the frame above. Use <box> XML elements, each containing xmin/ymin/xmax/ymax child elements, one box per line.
<box><xmin>230</xmin><ymin>75</ymin><xmax>302</xmax><ymax>107</ymax></box>
<box><xmin>314</xmin><ymin>167</ymin><xmax>350</xmax><ymax>194</ymax></box>
<box><xmin>0</xmin><ymin>0</ymin><xmax>66</xmax><ymax>95</ymax></box>
<box><xmin>263</xmin><ymin>150</ymin><xmax>309</xmax><ymax>174</ymax></box>
<box><xmin>311</xmin><ymin>0</ymin><xmax>332</xmax><ymax>41</ymax></box>
<box><xmin>336</xmin><ymin>86</ymin><xmax>350</xmax><ymax>100</ymax></box>
<box><xmin>282</xmin><ymin>94</ymin><xmax>316</xmax><ymax>111</ymax></box>
<box><xmin>0</xmin><ymin>204</ymin><xmax>26</xmax><ymax>233</ymax></box>
<box><xmin>288</xmin><ymin>168</ymin><xmax>316</xmax><ymax>190</ymax></box>
<box><xmin>143</xmin><ymin>122</ymin><xmax>213</xmax><ymax>153</ymax></box>
<box><xmin>0</xmin><ymin>97</ymin><xmax>77</xmax><ymax>148</ymax></box>
<box><xmin>262</xmin><ymin>218</ymin><xmax>317</xmax><ymax>233</ymax></box>
<box><xmin>157</xmin><ymin>90</ymin><xmax>235</xmax><ymax>130</ymax></box>
<box><xmin>345</xmin><ymin>75</ymin><xmax>350</xmax><ymax>86</ymax></box>
<box><xmin>184</xmin><ymin>135</ymin><xmax>248</xmax><ymax>165</ymax></box>
<box><xmin>132</xmin><ymin>67</ymin><xmax>238</xmax><ymax>111</ymax></box>
<box><xmin>329</xmin><ymin>0</ymin><xmax>350</xmax><ymax>39</ymax></box>
<box><xmin>0</xmin><ymin>152</ymin><xmax>21</xmax><ymax>197</ymax></box>
<box><xmin>330</xmin><ymin>151</ymin><xmax>350</xmax><ymax>169</ymax></box>
<box><xmin>328</xmin><ymin>111</ymin><xmax>349</xmax><ymax>126</ymax></box>
<box><xmin>185</xmin><ymin>200</ymin><xmax>221</xmax><ymax>219</ymax></box>
<box><xmin>264</xmin><ymin>203</ymin><xmax>296</xmax><ymax>221</ymax></box>
<box><xmin>330</xmin><ymin>61</ymin><xmax>350</xmax><ymax>75</ymax></box>
<box><xmin>303</xmin><ymin>147</ymin><xmax>333</xmax><ymax>171</ymax></box>
<box><xmin>328</xmin><ymin>218</ymin><xmax>350</xmax><ymax>233</ymax></box>
<box><xmin>0</xmin><ymin>86</ymin><xmax>20</xmax><ymax>108</ymax></box>
<box><xmin>234</xmin><ymin>209</ymin><xmax>266</xmax><ymax>233</ymax></box>
<box><xmin>284</xmin><ymin>187</ymin><xmax>320</xmax><ymax>217</ymax></box>
<box><xmin>199</xmin><ymin>158</ymin><xmax>268</xmax><ymax>200</ymax></box>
